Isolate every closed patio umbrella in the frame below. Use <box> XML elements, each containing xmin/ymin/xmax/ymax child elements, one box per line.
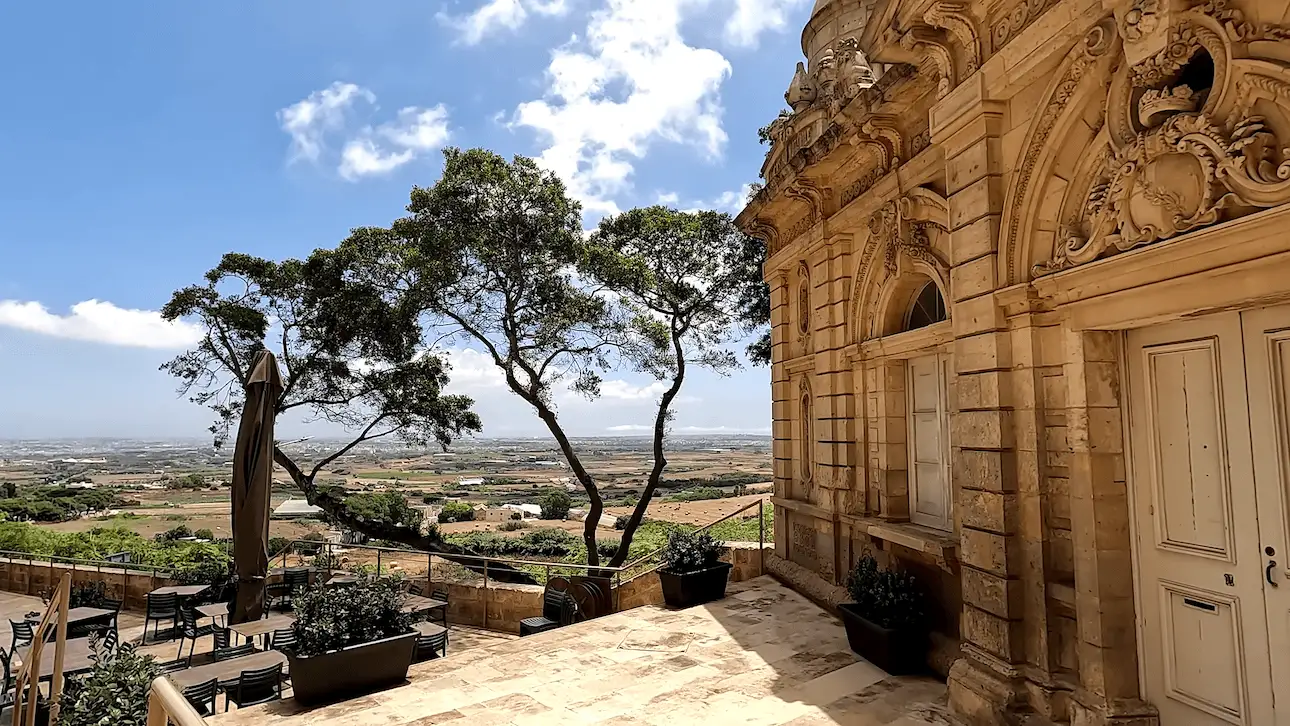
<box><xmin>229</xmin><ymin>350</ymin><xmax>284</xmax><ymax>625</ymax></box>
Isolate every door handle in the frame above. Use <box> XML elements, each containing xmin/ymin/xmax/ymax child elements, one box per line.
<box><xmin>1268</xmin><ymin>560</ymin><xmax>1279</xmax><ymax>587</ymax></box>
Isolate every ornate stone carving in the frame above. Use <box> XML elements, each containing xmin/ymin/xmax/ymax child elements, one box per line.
<box><xmin>898</xmin><ymin>27</ymin><xmax>956</xmax><ymax>98</ymax></box>
<box><xmin>990</xmin><ymin>0</ymin><xmax>1062</xmax><ymax>53</ymax></box>
<box><xmin>791</xmin><ymin>522</ymin><xmax>818</xmax><ymax>562</ymax></box>
<box><xmin>924</xmin><ymin>1</ymin><xmax>982</xmax><ymax>74</ymax></box>
<box><xmin>1120</xmin><ymin>0</ymin><xmax>1162</xmax><ymax>42</ymax></box>
<box><xmin>911</xmin><ymin>128</ymin><xmax>932</xmax><ymax>156</ymax></box>
<box><xmin>786</xmin><ymin>62</ymin><xmax>817</xmax><ymax>111</ymax></box>
<box><xmin>1034</xmin><ymin>113</ymin><xmax>1290</xmax><ymax>274</ymax></box>
<box><xmin>868</xmin><ymin>190</ymin><xmax>951</xmax><ymax>279</ymax></box>
<box><xmin>786</xmin><ymin>178</ymin><xmax>833</xmax><ymax>219</ymax></box>
<box><xmin>1004</xmin><ymin>17</ymin><xmax>1120</xmax><ymax>283</ymax></box>
<box><xmin>841</xmin><ymin>167</ymin><xmax>886</xmax><ymax>208</ymax></box>
<box><xmin>1138</xmin><ymin>84</ymin><xmax>1199</xmax><ymax>126</ymax></box>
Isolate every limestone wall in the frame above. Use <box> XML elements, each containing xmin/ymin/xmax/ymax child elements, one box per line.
<box><xmin>0</xmin><ymin>557</ymin><xmax>176</xmax><ymax>610</ymax></box>
<box><xmin>613</xmin><ymin>543</ymin><xmax>767</xmax><ymax>611</ymax></box>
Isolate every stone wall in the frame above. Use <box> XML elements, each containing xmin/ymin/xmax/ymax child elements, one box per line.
<box><xmin>0</xmin><ymin>557</ymin><xmax>176</xmax><ymax>610</ymax></box>
<box><xmin>613</xmin><ymin>543</ymin><xmax>767</xmax><ymax>611</ymax></box>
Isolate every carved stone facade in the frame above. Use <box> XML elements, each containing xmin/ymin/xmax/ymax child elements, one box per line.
<box><xmin>739</xmin><ymin>0</ymin><xmax>1290</xmax><ymax>723</ymax></box>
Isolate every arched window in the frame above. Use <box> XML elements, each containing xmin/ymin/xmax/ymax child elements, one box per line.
<box><xmin>798</xmin><ymin>382</ymin><xmax>814</xmax><ymax>485</ymax></box>
<box><xmin>905</xmin><ymin>281</ymin><xmax>947</xmax><ymax>332</ymax></box>
<box><xmin>798</xmin><ymin>282</ymin><xmax>811</xmax><ymax>335</ymax></box>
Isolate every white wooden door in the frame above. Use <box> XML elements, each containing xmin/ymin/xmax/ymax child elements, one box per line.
<box><xmin>907</xmin><ymin>354</ymin><xmax>950</xmax><ymax>530</ymax></box>
<box><xmin>1128</xmin><ymin>314</ymin><xmax>1276</xmax><ymax>726</ymax></box>
<box><xmin>1241</xmin><ymin>305</ymin><xmax>1290</xmax><ymax>725</ymax></box>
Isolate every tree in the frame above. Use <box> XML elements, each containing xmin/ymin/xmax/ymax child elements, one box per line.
<box><xmin>736</xmin><ymin>234</ymin><xmax>772</xmax><ymax>366</ymax></box>
<box><xmin>374</xmin><ymin>148</ymin><xmax>623</xmax><ymax>565</ymax></box>
<box><xmin>585</xmin><ymin>206</ymin><xmax>762</xmax><ymax>566</ymax></box>
<box><xmin>437</xmin><ymin>501</ymin><xmax>475</xmax><ymax>523</ymax></box>
<box><xmin>161</xmin><ymin>250</ymin><xmax>533</xmax><ymax>583</ymax></box>
<box><xmin>539</xmin><ymin>490</ymin><xmax>572</xmax><ymax>520</ymax></box>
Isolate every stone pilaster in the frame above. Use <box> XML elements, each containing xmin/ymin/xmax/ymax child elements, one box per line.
<box><xmin>1063</xmin><ymin>329</ymin><xmax>1158</xmax><ymax>726</ymax></box>
<box><xmin>935</xmin><ymin>76</ymin><xmax>1030</xmax><ymax>725</ymax></box>
<box><xmin>770</xmin><ymin>272</ymin><xmax>792</xmax><ymax>558</ymax></box>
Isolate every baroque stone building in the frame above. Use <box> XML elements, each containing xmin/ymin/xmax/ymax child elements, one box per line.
<box><xmin>736</xmin><ymin>0</ymin><xmax>1290</xmax><ymax>723</ymax></box>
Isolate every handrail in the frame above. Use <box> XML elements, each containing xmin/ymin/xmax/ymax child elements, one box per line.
<box><xmin>619</xmin><ymin>497</ymin><xmax>769</xmax><ymax>572</ymax></box>
<box><xmin>146</xmin><ymin>676</ymin><xmax>208</xmax><ymax>726</ymax></box>
<box><xmin>12</xmin><ymin>573</ymin><xmax>69</xmax><ymax>726</ymax></box>
<box><xmin>0</xmin><ymin>549</ymin><xmax>175</xmax><ymax>577</ymax></box>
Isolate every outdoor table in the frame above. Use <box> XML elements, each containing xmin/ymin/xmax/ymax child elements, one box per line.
<box><xmin>149</xmin><ymin>584</ymin><xmax>210</xmax><ymax>598</ymax></box>
<box><xmin>403</xmin><ymin>595</ymin><xmax>448</xmax><ymax>617</ymax></box>
<box><xmin>325</xmin><ymin>574</ymin><xmax>359</xmax><ymax>586</ymax></box>
<box><xmin>229</xmin><ymin>613</ymin><xmax>295</xmax><ymax>648</ymax></box>
<box><xmin>196</xmin><ymin>602</ymin><xmax>229</xmax><ymax>626</ymax></box>
<box><xmin>167</xmin><ymin>650</ymin><xmax>289</xmax><ymax>689</ymax></box>
<box><xmin>26</xmin><ymin>606</ymin><xmax>114</xmax><ymax>627</ymax></box>
<box><xmin>414</xmin><ymin>622</ymin><xmax>447</xmax><ymax>637</ymax></box>
<box><xmin>17</xmin><ymin>637</ymin><xmax>96</xmax><ymax>680</ymax></box>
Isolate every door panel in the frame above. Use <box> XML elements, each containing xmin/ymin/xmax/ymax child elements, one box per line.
<box><xmin>907</xmin><ymin>355</ymin><xmax>949</xmax><ymax>530</ymax></box>
<box><xmin>1241</xmin><ymin>306</ymin><xmax>1290</xmax><ymax>725</ymax></box>
<box><xmin>1128</xmin><ymin>315</ymin><xmax>1273</xmax><ymax>726</ymax></box>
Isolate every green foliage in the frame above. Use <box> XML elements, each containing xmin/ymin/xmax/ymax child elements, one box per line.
<box><xmin>704</xmin><ymin>502</ymin><xmax>773</xmax><ymax>542</ymax></box>
<box><xmin>0</xmin><ymin>522</ymin><xmax>233</xmax><ymax>582</ymax></box>
<box><xmin>343</xmin><ymin>491</ymin><xmax>424</xmax><ymax>530</ymax></box>
<box><xmin>539</xmin><ymin>490</ymin><xmax>571</xmax><ymax>520</ymax></box>
<box><xmin>268</xmin><ymin>536</ymin><xmax>291</xmax><ymax>557</ymax></box>
<box><xmin>445</xmin><ymin>528</ymin><xmax>580</xmax><ymax>558</ymax></box>
<box><xmin>659</xmin><ymin>530</ymin><xmax>725</xmax><ymax>574</ymax></box>
<box><xmin>422</xmin><ymin>493</ymin><xmax>443</xmax><ymax>504</ymax></box>
<box><xmin>69</xmin><ymin>581</ymin><xmax>108</xmax><ymax>609</ymax></box>
<box><xmin>312</xmin><ymin>552</ymin><xmax>341</xmax><ymax>570</ymax></box>
<box><xmin>0</xmin><ymin>486</ymin><xmax>124</xmax><ymax>523</ymax></box>
<box><xmin>509</xmin><ymin>511</ymin><xmax>522</xmax><ymax>521</ymax></box>
<box><xmin>154</xmin><ymin>524</ymin><xmax>192</xmax><ymax>542</ymax></box>
<box><xmin>498</xmin><ymin>520</ymin><xmax>526</xmax><ymax>532</ymax></box>
<box><xmin>291</xmin><ymin>578</ymin><xmax>413</xmax><ymax>656</ymax></box>
<box><xmin>60</xmin><ymin>641</ymin><xmax>160</xmax><ymax>726</ymax></box>
<box><xmin>437</xmin><ymin>501</ymin><xmax>475</xmax><ymax>523</ymax></box>
<box><xmin>844</xmin><ymin>556</ymin><xmax>926</xmax><ymax>631</ymax></box>
<box><xmin>666</xmin><ymin>487</ymin><xmax>728</xmax><ymax>502</ymax></box>
<box><xmin>166</xmin><ymin>473</ymin><xmax>207</xmax><ymax>490</ymax></box>
<box><xmin>193</xmin><ymin>528</ymin><xmax>214</xmax><ymax>540</ymax></box>
<box><xmin>614</xmin><ymin>515</ymin><xmax>630</xmax><ymax>530</ymax></box>
<box><xmin>150</xmin><ymin>542</ymin><xmax>232</xmax><ymax>586</ymax></box>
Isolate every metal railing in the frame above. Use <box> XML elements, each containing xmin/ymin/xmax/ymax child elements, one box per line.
<box><xmin>273</xmin><ymin>496</ymin><xmax>770</xmax><ymax>623</ymax></box>
<box><xmin>0</xmin><ymin>549</ymin><xmax>175</xmax><ymax>596</ymax></box>
<box><xmin>146</xmin><ymin>676</ymin><xmax>209</xmax><ymax>726</ymax></box>
<box><xmin>11</xmin><ymin>574</ymin><xmax>70</xmax><ymax>726</ymax></box>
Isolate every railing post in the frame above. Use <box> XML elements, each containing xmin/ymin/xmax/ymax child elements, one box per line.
<box><xmin>759</xmin><ymin>501</ymin><xmax>766</xmax><ymax>570</ymax></box>
<box><xmin>376</xmin><ymin>550</ymin><xmax>382</xmax><ymax>576</ymax></box>
<box><xmin>482</xmin><ymin>559</ymin><xmax>489</xmax><ymax>630</ymax></box>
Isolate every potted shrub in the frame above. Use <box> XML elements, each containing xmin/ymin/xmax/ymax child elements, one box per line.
<box><xmin>283</xmin><ymin>577</ymin><xmax>417</xmax><ymax>706</ymax></box>
<box><xmin>61</xmin><ymin>640</ymin><xmax>159</xmax><ymax>726</ymax></box>
<box><xmin>657</xmin><ymin>530</ymin><xmax>732</xmax><ymax>608</ymax></box>
<box><xmin>838</xmin><ymin>555</ymin><xmax>927</xmax><ymax>675</ymax></box>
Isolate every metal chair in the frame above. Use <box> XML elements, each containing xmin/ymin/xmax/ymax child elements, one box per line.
<box><xmin>408</xmin><ymin>582</ymin><xmax>424</xmax><ymax>597</ymax></box>
<box><xmin>181</xmin><ymin>678</ymin><xmax>218</xmax><ymax>717</ymax></box>
<box><xmin>156</xmin><ymin>658</ymin><xmax>190</xmax><ymax>674</ymax></box>
<box><xmin>225</xmin><ymin>663</ymin><xmax>283</xmax><ymax>711</ymax></box>
<box><xmin>413</xmin><ymin>629</ymin><xmax>448</xmax><ymax>662</ymax></box>
<box><xmin>429</xmin><ymin>587</ymin><xmax>449</xmax><ymax>628</ymax></box>
<box><xmin>213</xmin><ymin>643</ymin><xmax>256</xmax><ymax>661</ymax></box>
<box><xmin>268</xmin><ymin>628</ymin><xmax>296</xmax><ymax>652</ymax></box>
<box><xmin>99</xmin><ymin>626</ymin><xmax>119</xmax><ymax>654</ymax></box>
<box><xmin>270</xmin><ymin>568</ymin><xmax>311</xmax><ymax>611</ymax></box>
<box><xmin>0</xmin><ymin>647</ymin><xmax>13</xmax><ymax>710</ymax></box>
<box><xmin>176</xmin><ymin>608</ymin><xmax>216</xmax><ymax>664</ymax></box>
<box><xmin>8</xmin><ymin>621</ymin><xmax>32</xmax><ymax>655</ymax></box>
<box><xmin>519</xmin><ymin>590</ymin><xmax>575</xmax><ymax>637</ymax></box>
<box><xmin>213</xmin><ymin>627</ymin><xmax>231</xmax><ymax>651</ymax></box>
<box><xmin>144</xmin><ymin>593</ymin><xmax>180</xmax><ymax>643</ymax></box>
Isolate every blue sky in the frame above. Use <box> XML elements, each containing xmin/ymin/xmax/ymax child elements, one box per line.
<box><xmin>0</xmin><ymin>0</ymin><xmax>809</xmax><ymax>440</ymax></box>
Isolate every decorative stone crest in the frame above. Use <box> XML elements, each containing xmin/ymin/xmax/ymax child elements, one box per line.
<box><xmin>868</xmin><ymin>191</ymin><xmax>951</xmax><ymax>279</ymax></box>
<box><xmin>1120</xmin><ymin>0</ymin><xmax>1162</xmax><ymax>42</ymax></box>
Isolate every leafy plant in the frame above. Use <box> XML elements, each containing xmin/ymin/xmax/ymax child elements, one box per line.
<box><xmin>311</xmin><ymin>552</ymin><xmax>341</xmax><ymax>571</ymax></box>
<box><xmin>69</xmin><ymin>581</ymin><xmax>107</xmax><ymax>609</ymax></box>
<box><xmin>844</xmin><ymin>555</ymin><xmax>926</xmax><ymax>631</ymax></box>
<box><xmin>659</xmin><ymin>530</ymin><xmax>725</xmax><ymax>574</ymax></box>
<box><xmin>154</xmin><ymin>524</ymin><xmax>192</xmax><ymax>542</ymax></box>
<box><xmin>539</xmin><ymin>490</ymin><xmax>571</xmax><ymax>520</ymax></box>
<box><xmin>437</xmin><ymin>501</ymin><xmax>475</xmax><ymax>523</ymax></box>
<box><xmin>193</xmin><ymin>528</ymin><xmax>214</xmax><ymax>541</ymax></box>
<box><xmin>60</xmin><ymin>640</ymin><xmax>160</xmax><ymax>726</ymax></box>
<box><xmin>290</xmin><ymin>578</ymin><xmax>412</xmax><ymax>657</ymax></box>
<box><xmin>509</xmin><ymin>511</ymin><xmax>522</xmax><ymax>521</ymax></box>
<box><xmin>498</xmin><ymin>520</ymin><xmax>526</xmax><ymax>532</ymax></box>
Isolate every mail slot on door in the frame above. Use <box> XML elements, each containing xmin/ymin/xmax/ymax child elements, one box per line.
<box><xmin>1182</xmin><ymin>597</ymin><xmax>1219</xmax><ymax>613</ymax></box>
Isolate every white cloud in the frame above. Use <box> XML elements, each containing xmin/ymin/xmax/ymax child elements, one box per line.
<box><xmin>723</xmin><ymin>0</ymin><xmax>811</xmax><ymax>48</ymax></box>
<box><xmin>277</xmin><ymin>82</ymin><xmax>375</xmax><ymax>163</ymax></box>
<box><xmin>440</xmin><ymin>0</ymin><xmax>570</xmax><ymax>45</ymax></box>
<box><xmin>511</xmin><ymin>0</ymin><xmax>733</xmax><ymax>217</ymax></box>
<box><xmin>676</xmin><ymin>424</ymin><xmax>770</xmax><ymax>434</ymax></box>
<box><xmin>440</xmin><ymin>348</ymin><xmax>507</xmax><ymax>391</ymax></box>
<box><xmin>279</xmin><ymin>85</ymin><xmax>450</xmax><ymax>180</ymax></box>
<box><xmin>0</xmin><ymin>300</ymin><xmax>204</xmax><ymax>349</ymax></box>
<box><xmin>655</xmin><ymin>183</ymin><xmax>755</xmax><ymax>214</ymax></box>
<box><xmin>600</xmin><ymin>379</ymin><xmax>667</xmax><ymax>400</ymax></box>
<box><xmin>607</xmin><ymin>424</ymin><xmax>651</xmax><ymax>432</ymax></box>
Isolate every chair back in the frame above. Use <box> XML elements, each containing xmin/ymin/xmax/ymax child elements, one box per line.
<box><xmin>156</xmin><ymin>658</ymin><xmax>189</xmax><ymax>674</ymax></box>
<box><xmin>102</xmin><ymin>627</ymin><xmax>119</xmax><ymax>653</ymax></box>
<box><xmin>284</xmin><ymin>568</ymin><xmax>310</xmax><ymax>589</ymax></box>
<box><xmin>558</xmin><ymin>595</ymin><xmax>580</xmax><ymax>627</ymax></box>
<box><xmin>213</xmin><ymin>628</ymin><xmax>231</xmax><ymax>650</ymax></box>
<box><xmin>1</xmin><ymin>646</ymin><xmax>10</xmax><ymax>704</ymax></box>
<box><xmin>541</xmin><ymin>590</ymin><xmax>567</xmax><ymax>621</ymax></box>
<box><xmin>181</xmin><ymin>677</ymin><xmax>219</xmax><ymax>717</ymax></box>
<box><xmin>147</xmin><ymin>592</ymin><xmax>179</xmax><ymax>617</ymax></box>
<box><xmin>408</xmin><ymin>582</ymin><xmax>424</xmax><ymax>597</ymax></box>
<box><xmin>234</xmin><ymin>663</ymin><xmax>283</xmax><ymax>705</ymax></box>
<box><xmin>213</xmin><ymin>643</ymin><xmax>256</xmax><ymax>661</ymax></box>
<box><xmin>414</xmin><ymin>630</ymin><xmax>447</xmax><ymax>661</ymax></box>
<box><xmin>179</xmin><ymin>607</ymin><xmax>198</xmax><ymax>635</ymax></box>
<box><xmin>9</xmin><ymin>620</ymin><xmax>33</xmax><ymax>646</ymax></box>
<box><xmin>99</xmin><ymin>598</ymin><xmax>123</xmax><ymax>614</ymax></box>
<box><xmin>430</xmin><ymin>587</ymin><xmax>449</xmax><ymax>603</ymax></box>
<box><xmin>269</xmin><ymin>628</ymin><xmax>296</xmax><ymax>651</ymax></box>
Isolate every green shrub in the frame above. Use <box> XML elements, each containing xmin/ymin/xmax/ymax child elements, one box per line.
<box><xmin>69</xmin><ymin>581</ymin><xmax>108</xmax><ymax>609</ymax></box>
<box><xmin>498</xmin><ymin>520</ymin><xmax>527</xmax><ymax>532</ymax></box>
<box><xmin>539</xmin><ymin>490</ymin><xmax>571</xmax><ymax>520</ymax></box>
<box><xmin>154</xmin><ymin>524</ymin><xmax>192</xmax><ymax>542</ymax></box>
<box><xmin>844</xmin><ymin>555</ymin><xmax>925</xmax><ymax>631</ymax></box>
<box><xmin>268</xmin><ymin>536</ymin><xmax>291</xmax><ymax>557</ymax></box>
<box><xmin>659</xmin><ymin>530</ymin><xmax>724</xmax><ymax>574</ymax></box>
<box><xmin>666</xmin><ymin>487</ymin><xmax>727</xmax><ymax>502</ymax></box>
<box><xmin>614</xmin><ymin>515</ymin><xmax>630</xmax><ymax>530</ymax></box>
<box><xmin>437</xmin><ymin>501</ymin><xmax>476</xmax><ymax>523</ymax></box>
<box><xmin>61</xmin><ymin>641</ymin><xmax>160</xmax><ymax>726</ymax></box>
<box><xmin>291</xmin><ymin>578</ymin><xmax>413</xmax><ymax>656</ymax></box>
<box><xmin>422</xmin><ymin>493</ymin><xmax>444</xmax><ymax>504</ymax></box>
<box><xmin>193</xmin><ymin>528</ymin><xmax>214</xmax><ymax>541</ymax></box>
<box><xmin>509</xmin><ymin>511</ymin><xmax>523</xmax><ymax>520</ymax></box>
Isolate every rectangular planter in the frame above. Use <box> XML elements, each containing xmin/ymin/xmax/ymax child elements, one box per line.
<box><xmin>658</xmin><ymin>562</ymin><xmax>733</xmax><ymax>608</ymax></box>
<box><xmin>837</xmin><ymin>603</ymin><xmax>927</xmax><ymax>675</ymax></box>
<box><xmin>285</xmin><ymin>631</ymin><xmax>417</xmax><ymax>706</ymax></box>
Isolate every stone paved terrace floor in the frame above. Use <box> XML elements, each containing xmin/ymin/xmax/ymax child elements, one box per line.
<box><xmin>212</xmin><ymin>576</ymin><xmax>955</xmax><ymax>726</ymax></box>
